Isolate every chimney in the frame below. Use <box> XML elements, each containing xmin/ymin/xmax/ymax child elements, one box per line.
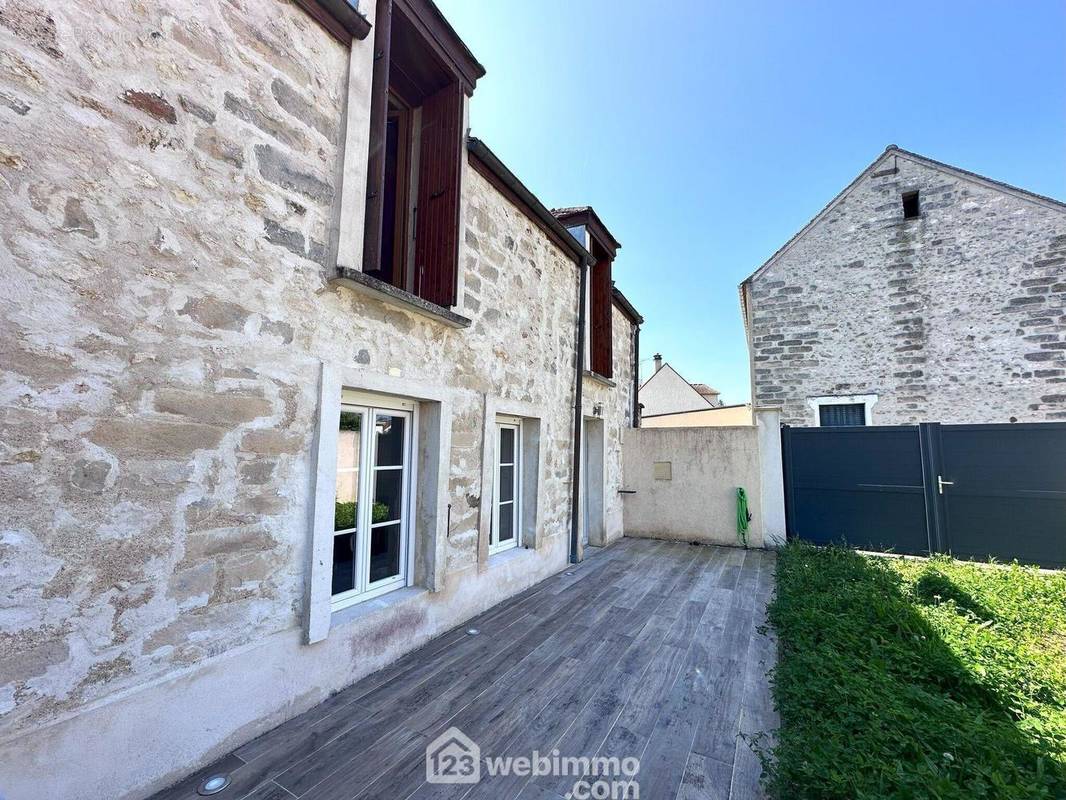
<box><xmin>653</xmin><ymin>353</ymin><xmax>662</xmax><ymax>374</ymax></box>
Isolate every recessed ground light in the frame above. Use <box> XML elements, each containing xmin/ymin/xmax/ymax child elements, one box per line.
<box><xmin>197</xmin><ymin>774</ymin><xmax>231</xmax><ymax>796</ymax></box>
<box><xmin>466</xmin><ymin>628</ymin><xmax>479</xmax><ymax>636</ymax></box>
<box><xmin>563</xmin><ymin>571</ymin><xmax>575</xmax><ymax>576</ymax></box>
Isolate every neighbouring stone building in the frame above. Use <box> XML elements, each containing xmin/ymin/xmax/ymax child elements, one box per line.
<box><xmin>0</xmin><ymin>2</ymin><xmax>642</xmax><ymax>798</ymax></box>
<box><xmin>740</xmin><ymin>145</ymin><xmax>1066</xmax><ymax>427</ymax></box>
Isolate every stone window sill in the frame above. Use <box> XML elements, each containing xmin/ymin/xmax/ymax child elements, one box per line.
<box><xmin>583</xmin><ymin>370</ymin><xmax>616</xmax><ymax>388</ymax></box>
<box><xmin>331</xmin><ymin>268</ymin><xmax>472</xmax><ymax>329</ymax></box>
<box><xmin>487</xmin><ymin>544</ymin><xmax>538</xmax><ymax>569</ymax></box>
<box><xmin>329</xmin><ymin>585</ymin><xmax>429</xmax><ymax>631</ymax></box>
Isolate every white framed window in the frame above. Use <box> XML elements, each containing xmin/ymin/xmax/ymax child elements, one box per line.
<box><xmin>331</xmin><ymin>390</ymin><xmax>415</xmax><ymax>609</ymax></box>
<box><xmin>807</xmin><ymin>394</ymin><xmax>878</xmax><ymax>427</ymax></box>
<box><xmin>490</xmin><ymin>416</ymin><xmax>522</xmax><ymax>554</ymax></box>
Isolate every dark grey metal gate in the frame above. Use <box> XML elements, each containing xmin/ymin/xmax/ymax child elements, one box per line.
<box><xmin>781</xmin><ymin>422</ymin><xmax>1066</xmax><ymax>568</ymax></box>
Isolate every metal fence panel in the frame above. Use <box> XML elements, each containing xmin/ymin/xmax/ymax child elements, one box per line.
<box><xmin>782</xmin><ymin>425</ymin><xmax>931</xmax><ymax>555</ymax></box>
<box><xmin>782</xmin><ymin>421</ymin><xmax>1066</xmax><ymax>568</ymax></box>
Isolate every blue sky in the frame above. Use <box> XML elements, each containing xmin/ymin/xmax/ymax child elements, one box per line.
<box><xmin>437</xmin><ymin>0</ymin><xmax>1066</xmax><ymax>402</ymax></box>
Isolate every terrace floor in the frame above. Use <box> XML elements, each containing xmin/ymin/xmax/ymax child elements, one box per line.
<box><xmin>150</xmin><ymin>538</ymin><xmax>778</xmax><ymax>800</ymax></box>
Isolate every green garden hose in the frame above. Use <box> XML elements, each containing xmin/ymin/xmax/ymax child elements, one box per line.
<box><xmin>737</xmin><ymin>487</ymin><xmax>751</xmax><ymax>547</ymax></box>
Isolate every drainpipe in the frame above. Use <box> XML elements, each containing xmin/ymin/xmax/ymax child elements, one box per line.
<box><xmin>569</xmin><ymin>257</ymin><xmax>590</xmax><ymax>564</ymax></box>
<box><xmin>632</xmin><ymin>324</ymin><xmax>641</xmax><ymax>428</ymax></box>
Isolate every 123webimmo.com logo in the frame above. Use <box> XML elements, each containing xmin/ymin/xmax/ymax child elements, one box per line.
<box><xmin>426</xmin><ymin>727</ymin><xmax>481</xmax><ymax>784</ymax></box>
<box><xmin>425</xmin><ymin>727</ymin><xmax>640</xmax><ymax>798</ymax></box>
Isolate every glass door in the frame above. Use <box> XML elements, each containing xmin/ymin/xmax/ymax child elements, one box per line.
<box><xmin>332</xmin><ymin>398</ymin><xmax>413</xmax><ymax>608</ymax></box>
<box><xmin>332</xmin><ymin>407</ymin><xmax>366</xmax><ymax>602</ymax></box>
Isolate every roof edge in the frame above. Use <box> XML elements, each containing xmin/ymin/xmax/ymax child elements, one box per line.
<box><xmin>397</xmin><ymin>0</ymin><xmax>486</xmax><ymax>92</ymax></box>
<box><xmin>638</xmin><ymin>362</ymin><xmax>713</xmax><ymax>407</ymax></box>
<box><xmin>551</xmin><ymin>206</ymin><xmax>622</xmax><ymax>258</ymax></box>
<box><xmin>611</xmin><ymin>285</ymin><xmax>643</xmax><ymax>325</ymax></box>
<box><xmin>739</xmin><ymin>144</ymin><xmax>1066</xmax><ymax>291</ymax></box>
<box><xmin>467</xmin><ymin>138</ymin><xmax>594</xmax><ymax>266</ymax></box>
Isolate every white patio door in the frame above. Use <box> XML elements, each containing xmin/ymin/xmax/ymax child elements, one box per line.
<box><xmin>333</xmin><ymin>395</ymin><xmax>413</xmax><ymax>607</ymax></box>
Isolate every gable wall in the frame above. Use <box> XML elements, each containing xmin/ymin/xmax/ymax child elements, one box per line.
<box><xmin>747</xmin><ymin>154</ymin><xmax>1066</xmax><ymax>425</ymax></box>
<box><xmin>639</xmin><ymin>366</ymin><xmax>710</xmax><ymax>416</ymax></box>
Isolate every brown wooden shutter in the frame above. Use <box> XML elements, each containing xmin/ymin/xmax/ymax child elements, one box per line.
<box><xmin>414</xmin><ymin>81</ymin><xmax>463</xmax><ymax>307</ymax></box>
<box><xmin>590</xmin><ymin>258</ymin><xmax>613</xmax><ymax>378</ymax></box>
<box><xmin>361</xmin><ymin>0</ymin><xmax>392</xmax><ymax>274</ymax></box>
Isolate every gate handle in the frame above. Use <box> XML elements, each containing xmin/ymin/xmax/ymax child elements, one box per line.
<box><xmin>938</xmin><ymin>476</ymin><xmax>955</xmax><ymax>495</ymax></box>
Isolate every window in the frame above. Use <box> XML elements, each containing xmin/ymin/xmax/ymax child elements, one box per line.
<box><xmin>361</xmin><ymin>0</ymin><xmax>484</xmax><ymax>309</ymax></box>
<box><xmin>902</xmin><ymin>190</ymin><xmax>920</xmax><ymax>219</ymax></box>
<box><xmin>332</xmin><ymin>392</ymin><xmax>414</xmax><ymax>607</ymax></box>
<box><xmin>491</xmin><ymin>418</ymin><xmax>522</xmax><ymax>553</ymax></box>
<box><xmin>477</xmin><ymin>400</ymin><xmax>542</xmax><ymax>565</ymax></box>
<box><xmin>557</xmin><ymin>211</ymin><xmax>618</xmax><ymax>379</ymax></box>
<box><xmin>818</xmin><ymin>403</ymin><xmax>866</xmax><ymax>427</ymax></box>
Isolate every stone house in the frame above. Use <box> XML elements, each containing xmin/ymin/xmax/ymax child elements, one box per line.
<box><xmin>740</xmin><ymin>145</ymin><xmax>1066</xmax><ymax>427</ymax></box>
<box><xmin>0</xmin><ymin>2</ymin><xmax>642</xmax><ymax>798</ymax></box>
<box><xmin>638</xmin><ymin>355</ymin><xmax>751</xmax><ymax>427</ymax></box>
<box><xmin>639</xmin><ymin>356</ymin><xmax>719</xmax><ymax>417</ymax></box>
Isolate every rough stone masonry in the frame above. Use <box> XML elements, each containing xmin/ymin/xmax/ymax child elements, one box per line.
<box><xmin>0</xmin><ymin>2</ymin><xmax>637</xmax><ymax>798</ymax></box>
<box><xmin>743</xmin><ymin>147</ymin><xmax>1066</xmax><ymax>426</ymax></box>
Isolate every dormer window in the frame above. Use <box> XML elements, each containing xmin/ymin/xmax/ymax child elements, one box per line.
<box><xmin>555</xmin><ymin>207</ymin><xmax>621</xmax><ymax>381</ymax></box>
<box><xmin>902</xmin><ymin>190</ymin><xmax>920</xmax><ymax>219</ymax></box>
<box><xmin>314</xmin><ymin>0</ymin><xmax>484</xmax><ymax>314</ymax></box>
<box><xmin>362</xmin><ymin>0</ymin><xmax>477</xmax><ymax>308</ymax></box>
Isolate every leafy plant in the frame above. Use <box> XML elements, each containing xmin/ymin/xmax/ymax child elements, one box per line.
<box><xmin>759</xmin><ymin>543</ymin><xmax>1066</xmax><ymax>800</ymax></box>
<box><xmin>372</xmin><ymin>501</ymin><xmax>390</xmax><ymax>523</ymax></box>
<box><xmin>333</xmin><ymin>500</ymin><xmax>392</xmax><ymax>530</ymax></box>
<box><xmin>334</xmin><ymin>501</ymin><xmax>357</xmax><ymax>530</ymax></box>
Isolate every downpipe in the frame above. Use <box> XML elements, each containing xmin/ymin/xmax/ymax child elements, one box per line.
<box><xmin>569</xmin><ymin>257</ymin><xmax>590</xmax><ymax>564</ymax></box>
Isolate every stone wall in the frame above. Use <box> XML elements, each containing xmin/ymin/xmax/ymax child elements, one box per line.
<box><xmin>746</xmin><ymin>150</ymin><xmax>1066</xmax><ymax>426</ymax></box>
<box><xmin>0</xmin><ymin>2</ymin><xmax>637</xmax><ymax>797</ymax></box>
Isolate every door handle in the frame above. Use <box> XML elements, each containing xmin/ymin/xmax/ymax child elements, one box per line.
<box><xmin>938</xmin><ymin>476</ymin><xmax>954</xmax><ymax>495</ymax></box>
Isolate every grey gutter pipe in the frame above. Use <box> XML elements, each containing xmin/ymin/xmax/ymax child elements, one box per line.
<box><xmin>632</xmin><ymin>322</ymin><xmax>640</xmax><ymax>428</ymax></box>
<box><xmin>569</xmin><ymin>258</ymin><xmax>589</xmax><ymax>564</ymax></box>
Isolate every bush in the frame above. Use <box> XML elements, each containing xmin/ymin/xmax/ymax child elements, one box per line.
<box><xmin>760</xmin><ymin>543</ymin><xmax>1066</xmax><ymax>800</ymax></box>
<box><xmin>334</xmin><ymin>500</ymin><xmax>392</xmax><ymax>530</ymax></box>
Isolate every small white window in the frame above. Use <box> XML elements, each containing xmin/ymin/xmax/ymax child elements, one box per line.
<box><xmin>818</xmin><ymin>403</ymin><xmax>865</xmax><ymax>427</ymax></box>
<box><xmin>331</xmin><ymin>391</ymin><xmax>415</xmax><ymax>609</ymax></box>
<box><xmin>491</xmin><ymin>416</ymin><xmax>522</xmax><ymax>553</ymax></box>
<box><xmin>807</xmin><ymin>394</ymin><xmax>878</xmax><ymax>427</ymax></box>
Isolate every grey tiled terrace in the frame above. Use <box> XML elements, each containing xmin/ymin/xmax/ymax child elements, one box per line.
<box><xmin>149</xmin><ymin>538</ymin><xmax>778</xmax><ymax>800</ymax></box>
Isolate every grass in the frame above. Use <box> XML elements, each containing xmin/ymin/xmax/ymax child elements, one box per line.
<box><xmin>760</xmin><ymin>543</ymin><xmax>1066</xmax><ymax>800</ymax></box>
